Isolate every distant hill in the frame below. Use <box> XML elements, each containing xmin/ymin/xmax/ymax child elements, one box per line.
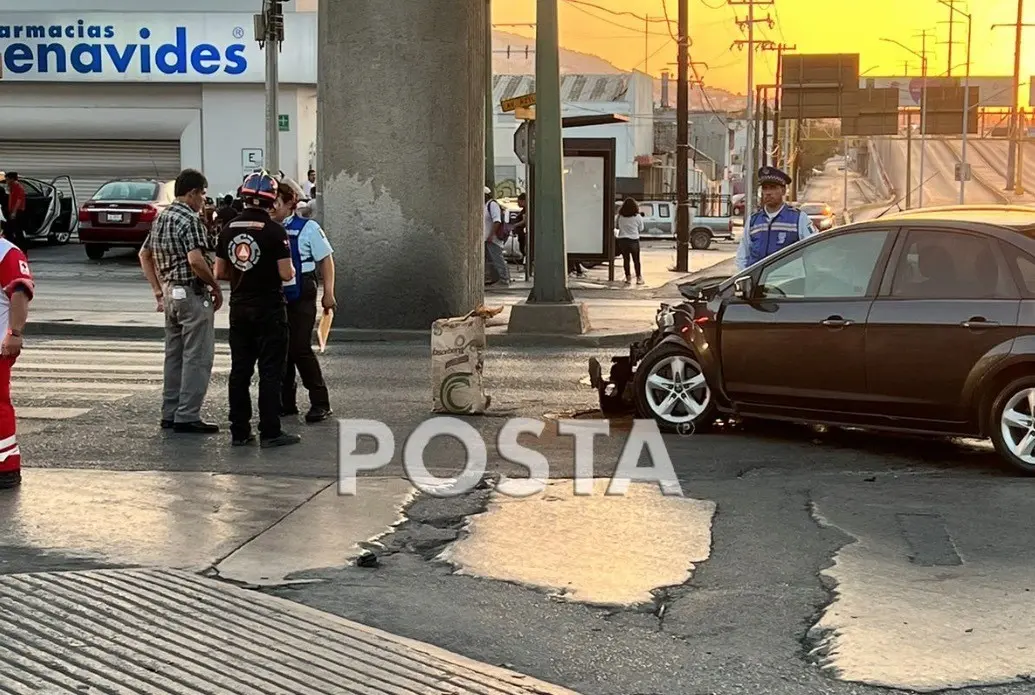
<box><xmin>493</xmin><ymin>30</ymin><xmax>623</xmax><ymax>75</ymax></box>
<box><xmin>493</xmin><ymin>30</ymin><xmax>746</xmax><ymax>112</ymax></box>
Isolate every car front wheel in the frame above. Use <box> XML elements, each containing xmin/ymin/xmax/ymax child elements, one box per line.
<box><xmin>632</xmin><ymin>343</ymin><xmax>715</xmax><ymax>433</ymax></box>
<box><xmin>990</xmin><ymin>377</ymin><xmax>1035</xmax><ymax>475</ymax></box>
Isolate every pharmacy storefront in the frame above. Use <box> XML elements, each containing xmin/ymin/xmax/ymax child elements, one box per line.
<box><xmin>0</xmin><ymin>12</ymin><xmax>317</xmax><ymax>198</ymax></box>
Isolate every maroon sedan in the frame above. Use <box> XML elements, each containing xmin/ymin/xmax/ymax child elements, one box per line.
<box><xmin>78</xmin><ymin>179</ymin><xmax>175</xmax><ymax>260</ymax></box>
<box><xmin>603</xmin><ymin>205</ymin><xmax>1035</xmax><ymax>474</ymax></box>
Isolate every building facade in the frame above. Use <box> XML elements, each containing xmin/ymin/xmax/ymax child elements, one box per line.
<box><xmin>0</xmin><ymin>1</ymin><xmax>317</xmax><ymax>199</ymax></box>
<box><xmin>490</xmin><ymin>72</ymin><xmax>654</xmax><ymax>197</ymax></box>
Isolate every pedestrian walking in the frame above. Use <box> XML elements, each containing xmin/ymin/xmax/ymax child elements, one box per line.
<box><xmin>0</xmin><ymin>236</ymin><xmax>33</xmax><ymax>490</ymax></box>
<box><xmin>735</xmin><ymin>166</ymin><xmax>816</xmax><ymax>271</ymax></box>
<box><xmin>270</xmin><ymin>176</ymin><xmax>335</xmax><ymax>423</ymax></box>
<box><xmin>484</xmin><ymin>187</ymin><xmax>510</xmax><ymax>286</ymax></box>
<box><xmin>215</xmin><ymin>170</ymin><xmax>300</xmax><ymax>448</ymax></box>
<box><xmin>138</xmin><ymin>168</ymin><xmax>223</xmax><ymax>434</ymax></box>
<box><xmin>303</xmin><ymin>169</ymin><xmax>316</xmax><ymax>200</ymax></box>
<box><xmin>615</xmin><ymin>197</ymin><xmax>645</xmax><ymax>285</ymax></box>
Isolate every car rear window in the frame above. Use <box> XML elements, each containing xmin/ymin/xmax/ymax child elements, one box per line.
<box><xmin>93</xmin><ymin>182</ymin><xmax>159</xmax><ymax>202</ymax></box>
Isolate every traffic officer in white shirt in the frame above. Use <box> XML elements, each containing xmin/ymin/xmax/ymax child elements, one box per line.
<box><xmin>735</xmin><ymin>166</ymin><xmax>816</xmax><ymax>271</ymax></box>
<box><xmin>273</xmin><ymin>176</ymin><xmax>336</xmax><ymax>423</ymax></box>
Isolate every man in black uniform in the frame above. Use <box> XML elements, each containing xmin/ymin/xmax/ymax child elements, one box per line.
<box><xmin>214</xmin><ymin>170</ymin><xmax>300</xmax><ymax>448</ymax></box>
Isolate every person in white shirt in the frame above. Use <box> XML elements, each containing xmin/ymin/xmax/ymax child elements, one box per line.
<box><xmin>484</xmin><ymin>186</ymin><xmax>509</xmax><ymax>285</ymax></box>
<box><xmin>302</xmin><ymin>169</ymin><xmax>316</xmax><ymax>199</ymax></box>
<box><xmin>615</xmin><ymin>197</ymin><xmax>645</xmax><ymax>285</ymax></box>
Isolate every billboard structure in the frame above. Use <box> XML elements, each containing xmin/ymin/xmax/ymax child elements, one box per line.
<box><xmin>780</xmin><ymin>54</ymin><xmax>860</xmax><ymax>120</ymax></box>
<box><xmin>919</xmin><ymin>86</ymin><xmax>980</xmax><ymax>135</ymax></box>
<box><xmin>861</xmin><ymin>76</ymin><xmax>1015</xmax><ymax>108</ymax></box>
<box><xmin>841</xmin><ymin>87</ymin><xmax>899</xmax><ymax>136</ymax></box>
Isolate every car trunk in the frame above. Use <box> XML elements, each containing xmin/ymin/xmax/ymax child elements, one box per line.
<box><xmin>81</xmin><ymin>201</ymin><xmax>156</xmax><ymax>228</ymax></box>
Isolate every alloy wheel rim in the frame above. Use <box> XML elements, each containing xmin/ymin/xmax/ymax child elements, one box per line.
<box><xmin>644</xmin><ymin>354</ymin><xmax>710</xmax><ymax>424</ymax></box>
<box><xmin>1000</xmin><ymin>387</ymin><xmax>1035</xmax><ymax>464</ymax></box>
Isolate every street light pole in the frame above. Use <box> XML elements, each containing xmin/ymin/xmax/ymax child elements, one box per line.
<box><xmin>527</xmin><ymin>0</ymin><xmax>571</xmax><ymax>304</ymax></box>
<box><xmin>919</xmin><ymin>30</ymin><xmax>929</xmax><ymax>208</ymax></box>
<box><xmin>961</xmin><ymin>9</ymin><xmax>971</xmax><ymax>204</ymax></box>
<box><xmin>262</xmin><ymin>0</ymin><xmax>283</xmax><ymax>174</ymax></box>
<box><xmin>675</xmin><ymin>0</ymin><xmax>689</xmax><ymax>272</ymax></box>
<box><xmin>882</xmin><ymin>36</ymin><xmax>930</xmax><ymax>207</ymax></box>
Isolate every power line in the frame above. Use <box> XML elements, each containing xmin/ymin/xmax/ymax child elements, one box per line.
<box><xmin>561</xmin><ymin>0</ymin><xmax>672</xmax><ymax>35</ymax></box>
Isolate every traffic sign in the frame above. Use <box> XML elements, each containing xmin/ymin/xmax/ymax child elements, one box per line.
<box><xmin>954</xmin><ymin>162</ymin><xmax>971</xmax><ymax>182</ymax></box>
<box><xmin>241</xmin><ymin>148</ymin><xmax>264</xmax><ymax>172</ymax></box>
<box><xmin>514</xmin><ymin>121</ymin><xmax>535</xmax><ymax>164</ymax></box>
<box><xmin>501</xmin><ymin>92</ymin><xmax>536</xmax><ymax>113</ymax></box>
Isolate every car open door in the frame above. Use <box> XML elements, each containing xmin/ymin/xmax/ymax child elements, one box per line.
<box><xmin>17</xmin><ymin>177</ymin><xmax>59</xmax><ymax>240</ymax></box>
<box><xmin>47</xmin><ymin>174</ymin><xmax>78</xmax><ymax>244</ymax></box>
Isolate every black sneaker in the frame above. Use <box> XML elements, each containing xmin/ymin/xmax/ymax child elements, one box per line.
<box><xmin>305</xmin><ymin>407</ymin><xmax>333</xmax><ymax>423</ymax></box>
<box><xmin>173</xmin><ymin>420</ymin><xmax>220</xmax><ymax>434</ymax></box>
<box><xmin>0</xmin><ymin>470</ymin><xmax>21</xmax><ymax>489</ymax></box>
<box><xmin>261</xmin><ymin>433</ymin><xmax>301</xmax><ymax>448</ymax></box>
<box><xmin>281</xmin><ymin>406</ymin><xmax>299</xmax><ymax>417</ymax></box>
<box><xmin>231</xmin><ymin>434</ymin><xmax>256</xmax><ymax>447</ymax></box>
<box><xmin>161</xmin><ymin>419</ymin><xmax>174</xmax><ymax>429</ymax></box>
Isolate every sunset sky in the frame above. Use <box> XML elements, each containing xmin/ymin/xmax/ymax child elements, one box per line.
<box><xmin>492</xmin><ymin>0</ymin><xmax>1035</xmax><ymax>103</ymax></box>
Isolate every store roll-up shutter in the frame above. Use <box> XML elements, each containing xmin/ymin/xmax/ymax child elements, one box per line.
<box><xmin>0</xmin><ymin>140</ymin><xmax>181</xmax><ymax>201</ymax></box>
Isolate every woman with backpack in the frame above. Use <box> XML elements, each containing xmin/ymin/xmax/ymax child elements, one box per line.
<box><xmin>616</xmin><ymin>197</ymin><xmax>645</xmax><ymax>285</ymax></box>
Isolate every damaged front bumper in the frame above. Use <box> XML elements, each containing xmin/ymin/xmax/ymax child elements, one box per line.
<box><xmin>588</xmin><ymin>335</ymin><xmax>654</xmax><ymax>416</ymax></box>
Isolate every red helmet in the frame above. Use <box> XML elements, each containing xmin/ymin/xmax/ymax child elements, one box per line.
<box><xmin>240</xmin><ymin>170</ymin><xmax>279</xmax><ymax>205</ymax></box>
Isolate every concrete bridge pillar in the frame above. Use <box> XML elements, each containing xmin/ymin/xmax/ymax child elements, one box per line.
<box><xmin>317</xmin><ymin>0</ymin><xmax>486</xmax><ymax>330</ymax></box>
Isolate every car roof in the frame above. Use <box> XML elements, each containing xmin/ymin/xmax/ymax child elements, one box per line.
<box><xmin>875</xmin><ymin>204</ymin><xmax>1035</xmax><ymax>230</ymax></box>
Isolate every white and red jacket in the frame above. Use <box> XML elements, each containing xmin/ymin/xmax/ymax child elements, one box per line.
<box><xmin>0</xmin><ymin>238</ymin><xmax>33</xmax><ymax>474</ymax></box>
<box><xmin>0</xmin><ymin>238</ymin><xmax>33</xmax><ymax>333</ymax></box>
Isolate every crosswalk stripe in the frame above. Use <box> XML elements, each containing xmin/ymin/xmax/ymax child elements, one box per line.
<box><xmin>12</xmin><ymin>339</ymin><xmax>233</xmax><ymax>422</ymax></box>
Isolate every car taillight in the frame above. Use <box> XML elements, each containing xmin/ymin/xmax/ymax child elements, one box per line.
<box><xmin>139</xmin><ymin>205</ymin><xmax>158</xmax><ymax>222</ymax></box>
<box><xmin>78</xmin><ymin>206</ymin><xmax>91</xmax><ymax>222</ymax></box>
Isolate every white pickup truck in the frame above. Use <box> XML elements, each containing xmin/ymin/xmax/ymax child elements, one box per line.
<box><xmin>621</xmin><ymin>200</ymin><xmax>735</xmax><ymax>250</ymax></box>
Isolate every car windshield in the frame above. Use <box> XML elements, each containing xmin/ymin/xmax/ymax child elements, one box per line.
<box><xmin>93</xmin><ymin>182</ymin><xmax>158</xmax><ymax>202</ymax></box>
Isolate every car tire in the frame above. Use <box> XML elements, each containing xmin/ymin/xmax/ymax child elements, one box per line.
<box><xmin>48</xmin><ymin>223</ymin><xmax>72</xmax><ymax>245</ymax></box>
<box><xmin>632</xmin><ymin>342</ymin><xmax>716</xmax><ymax>434</ymax></box>
<box><xmin>989</xmin><ymin>376</ymin><xmax>1035</xmax><ymax>475</ymax></box>
<box><xmin>85</xmin><ymin>244</ymin><xmax>105</xmax><ymax>260</ymax></box>
<box><xmin>690</xmin><ymin>229</ymin><xmax>712</xmax><ymax>250</ymax></box>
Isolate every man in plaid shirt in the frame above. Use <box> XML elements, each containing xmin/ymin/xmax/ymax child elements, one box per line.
<box><xmin>138</xmin><ymin>169</ymin><xmax>224</xmax><ymax>434</ymax></box>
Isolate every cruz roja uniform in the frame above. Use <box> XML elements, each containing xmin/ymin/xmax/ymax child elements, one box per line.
<box><xmin>0</xmin><ymin>237</ymin><xmax>33</xmax><ymax>489</ymax></box>
<box><xmin>215</xmin><ymin>173</ymin><xmax>301</xmax><ymax>449</ymax></box>
<box><xmin>282</xmin><ymin>213</ymin><xmax>333</xmax><ymax>422</ymax></box>
<box><xmin>735</xmin><ymin>166</ymin><xmax>817</xmax><ymax>271</ymax></box>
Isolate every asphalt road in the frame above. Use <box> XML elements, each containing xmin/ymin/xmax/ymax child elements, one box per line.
<box><xmin>5</xmin><ymin>333</ymin><xmax>1035</xmax><ymax>695</ymax></box>
<box><xmin>7</xmin><ymin>188</ymin><xmax>1035</xmax><ymax>694</ymax></box>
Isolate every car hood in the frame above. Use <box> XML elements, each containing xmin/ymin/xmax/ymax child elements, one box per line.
<box><xmin>677</xmin><ymin>273</ymin><xmax>731</xmax><ymax>301</ymax></box>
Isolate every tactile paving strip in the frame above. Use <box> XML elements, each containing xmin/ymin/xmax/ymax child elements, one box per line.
<box><xmin>0</xmin><ymin>567</ymin><xmax>580</xmax><ymax>694</ymax></box>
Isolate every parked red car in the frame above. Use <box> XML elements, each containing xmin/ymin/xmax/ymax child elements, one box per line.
<box><xmin>78</xmin><ymin>179</ymin><xmax>175</xmax><ymax>260</ymax></box>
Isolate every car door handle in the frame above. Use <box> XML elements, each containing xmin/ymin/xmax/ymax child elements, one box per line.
<box><xmin>962</xmin><ymin>318</ymin><xmax>1000</xmax><ymax>329</ymax></box>
<box><xmin>821</xmin><ymin>316</ymin><xmax>853</xmax><ymax>327</ymax></box>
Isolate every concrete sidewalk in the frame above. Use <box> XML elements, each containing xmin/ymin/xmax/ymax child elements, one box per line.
<box><xmin>27</xmin><ymin>247</ymin><xmax>735</xmax><ymax>347</ymax></box>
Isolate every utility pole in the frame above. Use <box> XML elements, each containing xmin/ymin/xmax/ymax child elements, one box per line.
<box><xmin>919</xmin><ymin>29</ymin><xmax>929</xmax><ymax>208</ymax></box>
<box><xmin>729</xmin><ymin>0</ymin><xmax>775</xmax><ymax>227</ymax></box>
<box><xmin>257</xmin><ymin>0</ymin><xmax>284</xmax><ymax>175</ymax></box>
<box><xmin>485</xmin><ymin>0</ymin><xmax>496</xmax><ymax>192</ymax></box>
<box><xmin>526</xmin><ymin>0</ymin><xmax>571</xmax><ymax>305</ymax></box>
<box><xmin>940</xmin><ymin>0</ymin><xmax>972</xmax><ymax>204</ymax></box>
<box><xmin>770</xmin><ymin>43</ymin><xmax>795</xmax><ymax>166</ymax></box>
<box><xmin>993</xmin><ymin>2</ymin><xmax>1029</xmax><ymax>192</ymax></box>
<box><xmin>675</xmin><ymin>0</ymin><xmax>690</xmax><ymax>272</ymax></box>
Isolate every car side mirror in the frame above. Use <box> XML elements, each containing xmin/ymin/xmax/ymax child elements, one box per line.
<box><xmin>733</xmin><ymin>276</ymin><xmax>753</xmax><ymax>299</ymax></box>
